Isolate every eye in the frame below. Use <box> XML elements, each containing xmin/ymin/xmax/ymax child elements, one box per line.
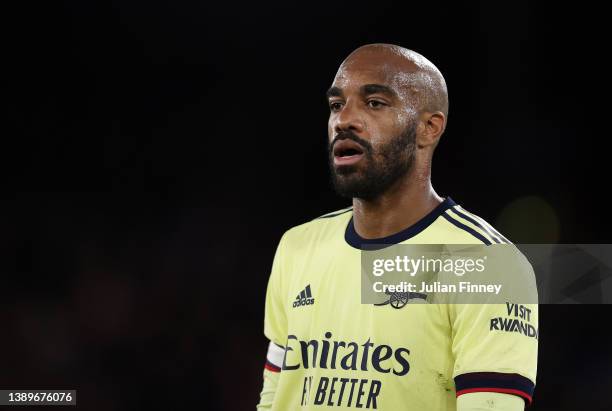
<box><xmin>329</xmin><ymin>101</ymin><xmax>344</xmax><ymax>112</ymax></box>
<box><xmin>367</xmin><ymin>100</ymin><xmax>386</xmax><ymax>109</ymax></box>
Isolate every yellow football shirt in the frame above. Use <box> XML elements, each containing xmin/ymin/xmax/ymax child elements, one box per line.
<box><xmin>263</xmin><ymin>197</ymin><xmax>538</xmax><ymax>410</ymax></box>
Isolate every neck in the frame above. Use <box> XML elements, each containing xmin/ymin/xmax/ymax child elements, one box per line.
<box><xmin>351</xmin><ymin>167</ymin><xmax>443</xmax><ymax>239</ymax></box>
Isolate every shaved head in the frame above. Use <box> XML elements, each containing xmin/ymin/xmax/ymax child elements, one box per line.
<box><xmin>337</xmin><ymin>43</ymin><xmax>448</xmax><ymax>118</ymax></box>
<box><xmin>327</xmin><ymin>43</ymin><xmax>448</xmax><ymax>200</ymax></box>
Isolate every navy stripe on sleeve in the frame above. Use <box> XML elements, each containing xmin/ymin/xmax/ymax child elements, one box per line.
<box><xmin>455</xmin><ymin>372</ymin><xmax>535</xmax><ymax>404</ymax></box>
<box><xmin>448</xmin><ymin>207</ymin><xmax>502</xmax><ymax>243</ymax></box>
<box><xmin>442</xmin><ymin>213</ymin><xmax>492</xmax><ymax>245</ymax></box>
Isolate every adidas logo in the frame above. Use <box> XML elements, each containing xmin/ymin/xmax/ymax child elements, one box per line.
<box><xmin>293</xmin><ymin>284</ymin><xmax>315</xmax><ymax>308</ymax></box>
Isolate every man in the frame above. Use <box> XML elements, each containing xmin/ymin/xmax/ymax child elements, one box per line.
<box><xmin>257</xmin><ymin>44</ymin><xmax>538</xmax><ymax>410</ymax></box>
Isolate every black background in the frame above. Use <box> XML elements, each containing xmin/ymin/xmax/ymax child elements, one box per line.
<box><xmin>4</xmin><ymin>1</ymin><xmax>612</xmax><ymax>410</ymax></box>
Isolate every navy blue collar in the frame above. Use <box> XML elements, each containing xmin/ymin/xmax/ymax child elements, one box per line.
<box><xmin>344</xmin><ymin>197</ymin><xmax>456</xmax><ymax>249</ymax></box>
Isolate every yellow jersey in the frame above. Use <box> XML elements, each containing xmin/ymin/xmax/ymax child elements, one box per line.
<box><xmin>263</xmin><ymin>197</ymin><xmax>538</xmax><ymax>410</ymax></box>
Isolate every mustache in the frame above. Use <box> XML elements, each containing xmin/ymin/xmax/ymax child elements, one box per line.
<box><xmin>329</xmin><ymin>131</ymin><xmax>373</xmax><ymax>154</ymax></box>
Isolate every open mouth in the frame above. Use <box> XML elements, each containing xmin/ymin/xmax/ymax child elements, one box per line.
<box><xmin>333</xmin><ymin>139</ymin><xmax>366</xmax><ymax>166</ymax></box>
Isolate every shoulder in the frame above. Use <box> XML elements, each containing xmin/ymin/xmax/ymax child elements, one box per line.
<box><xmin>436</xmin><ymin>201</ymin><xmax>535</xmax><ymax>287</ymax></box>
<box><xmin>435</xmin><ymin>200</ymin><xmax>512</xmax><ymax>245</ymax></box>
<box><xmin>279</xmin><ymin>206</ymin><xmax>353</xmax><ymax>250</ymax></box>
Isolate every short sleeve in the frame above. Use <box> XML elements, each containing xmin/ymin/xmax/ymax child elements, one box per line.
<box><xmin>263</xmin><ymin>233</ymin><xmax>289</xmax><ymax>347</ymax></box>
<box><xmin>449</xmin><ymin>254</ymin><xmax>539</xmax><ymax>405</ymax></box>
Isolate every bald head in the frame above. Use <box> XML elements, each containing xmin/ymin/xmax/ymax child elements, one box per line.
<box><xmin>337</xmin><ymin>43</ymin><xmax>448</xmax><ymax>118</ymax></box>
<box><xmin>327</xmin><ymin>44</ymin><xmax>448</xmax><ymax>200</ymax></box>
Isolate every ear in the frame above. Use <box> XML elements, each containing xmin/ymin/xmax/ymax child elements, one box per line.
<box><xmin>416</xmin><ymin>111</ymin><xmax>446</xmax><ymax>148</ymax></box>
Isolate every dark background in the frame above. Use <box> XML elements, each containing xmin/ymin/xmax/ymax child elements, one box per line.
<box><xmin>4</xmin><ymin>1</ymin><xmax>611</xmax><ymax>410</ymax></box>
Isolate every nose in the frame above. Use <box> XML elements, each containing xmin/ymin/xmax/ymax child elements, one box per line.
<box><xmin>332</xmin><ymin>100</ymin><xmax>365</xmax><ymax>135</ymax></box>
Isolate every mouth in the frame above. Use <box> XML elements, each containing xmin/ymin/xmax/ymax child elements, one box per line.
<box><xmin>333</xmin><ymin>139</ymin><xmax>366</xmax><ymax>166</ymax></box>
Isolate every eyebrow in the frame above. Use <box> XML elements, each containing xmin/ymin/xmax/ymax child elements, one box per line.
<box><xmin>326</xmin><ymin>86</ymin><xmax>343</xmax><ymax>99</ymax></box>
<box><xmin>325</xmin><ymin>84</ymin><xmax>397</xmax><ymax>99</ymax></box>
<box><xmin>361</xmin><ymin>84</ymin><xmax>397</xmax><ymax>98</ymax></box>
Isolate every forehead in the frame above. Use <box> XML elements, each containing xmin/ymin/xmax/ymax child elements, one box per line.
<box><xmin>331</xmin><ymin>51</ymin><xmax>420</xmax><ymax>96</ymax></box>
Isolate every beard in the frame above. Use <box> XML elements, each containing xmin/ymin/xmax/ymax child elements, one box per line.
<box><xmin>328</xmin><ymin>122</ymin><xmax>417</xmax><ymax>200</ymax></box>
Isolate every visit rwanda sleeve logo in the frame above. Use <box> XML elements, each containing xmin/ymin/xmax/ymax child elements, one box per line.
<box><xmin>293</xmin><ymin>284</ymin><xmax>315</xmax><ymax>308</ymax></box>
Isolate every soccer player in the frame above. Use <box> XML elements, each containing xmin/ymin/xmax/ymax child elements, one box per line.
<box><xmin>257</xmin><ymin>44</ymin><xmax>538</xmax><ymax>410</ymax></box>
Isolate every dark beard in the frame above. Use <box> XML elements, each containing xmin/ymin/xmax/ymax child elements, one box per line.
<box><xmin>328</xmin><ymin>123</ymin><xmax>417</xmax><ymax>200</ymax></box>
